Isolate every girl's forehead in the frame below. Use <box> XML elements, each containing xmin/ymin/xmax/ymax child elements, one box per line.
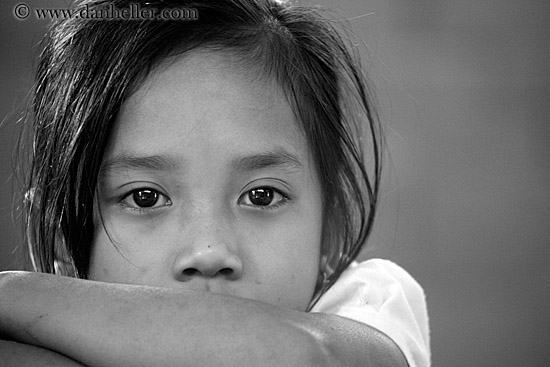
<box><xmin>105</xmin><ymin>50</ymin><xmax>313</xmax><ymax>174</ymax></box>
<box><xmin>136</xmin><ymin>50</ymin><xmax>290</xmax><ymax>113</ymax></box>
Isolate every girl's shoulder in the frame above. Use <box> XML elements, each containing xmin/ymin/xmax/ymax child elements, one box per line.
<box><xmin>311</xmin><ymin>259</ymin><xmax>431</xmax><ymax>367</ymax></box>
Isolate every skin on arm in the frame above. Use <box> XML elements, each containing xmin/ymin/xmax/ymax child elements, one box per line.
<box><xmin>0</xmin><ymin>271</ymin><xmax>407</xmax><ymax>367</ymax></box>
<box><xmin>0</xmin><ymin>340</ymin><xmax>86</xmax><ymax>367</ymax></box>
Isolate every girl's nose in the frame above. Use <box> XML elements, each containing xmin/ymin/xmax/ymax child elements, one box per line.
<box><xmin>172</xmin><ymin>232</ymin><xmax>243</xmax><ymax>282</ymax></box>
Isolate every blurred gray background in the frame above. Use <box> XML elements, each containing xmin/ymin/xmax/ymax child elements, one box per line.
<box><xmin>1</xmin><ymin>0</ymin><xmax>549</xmax><ymax>366</ymax></box>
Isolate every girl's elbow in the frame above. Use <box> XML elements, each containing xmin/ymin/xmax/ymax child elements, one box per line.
<box><xmin>316</xmin><ymin>332</ymin><xmax>409</xmax><ymax>367</ymax></box>
<box><xmin>301</xmin><ymin>314</ymin><xmax>409</xmax><ymax>367</ymax></box>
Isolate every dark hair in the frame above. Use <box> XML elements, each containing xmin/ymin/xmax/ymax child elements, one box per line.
<box><xmin>22</xmin><ymin>0</ymin><xmax>381</xmax><ymax>307</ymax></box>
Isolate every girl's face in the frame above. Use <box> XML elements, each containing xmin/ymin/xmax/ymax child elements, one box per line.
<box><xmin>89</xmin><ymin>51</ymin><xmax>323</xmax><ymax>311</ymax></box>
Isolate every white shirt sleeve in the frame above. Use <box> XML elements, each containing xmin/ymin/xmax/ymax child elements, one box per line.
<box><xmin>310</xmin><ymin>259</ymin><xmax>431</xmax><ymax>367</ymax></box>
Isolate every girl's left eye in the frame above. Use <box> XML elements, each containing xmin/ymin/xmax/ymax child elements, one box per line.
<box><xmin>239</xmin><ymin>187</ymin><xmax>286</xmax><ymax>208</ymax></box>
<box><xmin>121</xmin><ymin>188</ymin><xmax>171</xmax><ymax>210</ymax></box>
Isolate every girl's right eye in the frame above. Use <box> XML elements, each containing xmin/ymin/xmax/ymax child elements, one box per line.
<box><xmin>121</xmin><ymin>188</ymin><xmax>172</xmax><ymax>210</ymax></box>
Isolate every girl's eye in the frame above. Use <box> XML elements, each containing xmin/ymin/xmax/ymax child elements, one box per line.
<box><xmin>240</xmin><ymin>187</ymin><xmax>285</xmax><ymax>208</ymax></box>
<box><xmin>122</xmin><ymin>188</ymin><xmax>171</xmax><ymax>209</ymax></box>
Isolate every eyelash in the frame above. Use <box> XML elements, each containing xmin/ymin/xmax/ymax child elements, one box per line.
<box><xmin>118</xmin><ymin>186</ymin><xmax>289</xmax><ymax>214</ymax></box>
<box><xmin>119</xmin><ymin>188</ymin><xmax>172</xmax><ymax>214</ymax></box>
<box><xmin>238</xmin><ymin>186</ymin><xmax>289</xmax><ymax>211</ymax></box>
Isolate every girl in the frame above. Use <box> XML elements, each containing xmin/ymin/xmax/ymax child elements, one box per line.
<box><xmin>0</xmin><ymin>0</ymin><xmax>430</xmax><ymax>365</ymax></box>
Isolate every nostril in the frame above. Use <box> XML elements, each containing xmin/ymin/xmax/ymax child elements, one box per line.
<box><xmin>219</xmin><ymin>268</ymin><xmax>233</xmax><ymax>276</ymax></box>
<box><xmin>183</xmin><ymin>268</ymin><xmax>199</xmax><ymax>276</ymax></box>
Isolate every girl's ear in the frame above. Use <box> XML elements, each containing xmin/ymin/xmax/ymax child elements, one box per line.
<box><xmin>54</xmin><ymin>230</ymin><xmax>77</xmax><ymax>277</ymax></box>
<box><xmin>54</xmin><ymin>258</ymin><xmax>77</xmax><ymax>277</ymax></box>
<box><xmin>309</xmin><ymin>253</ymin><xmax>333</xmax><ymax>309</ymax></box>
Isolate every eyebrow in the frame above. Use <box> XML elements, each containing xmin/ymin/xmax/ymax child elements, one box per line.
<box><xmin>231</xmin><ymin>150</ymin><xmax>304</xmax><ymax>173</ymax></box>
<box><xmin>99</xmin><ymin>154</ymin><xmax>177</xmax><ymax>176</ymax></box>
<box><xmin>99</xmin><ymin>149</ymin><xmax>304</xmax><ymax>177</ymax></box>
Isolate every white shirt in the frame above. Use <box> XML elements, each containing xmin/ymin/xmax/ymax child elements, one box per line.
<box><xmin>311</xmin><ymin>259</ymin><xmax>431</xmax><ymax>367</ymax></box>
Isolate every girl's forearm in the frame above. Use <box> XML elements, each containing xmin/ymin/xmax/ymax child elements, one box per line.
<box><xmin>0</xmin><ymin>271</ymin><xmax>327</xmax><ymax>367</ymax></box>
<box><xmin>0</xmin><ymin>339</ymin><xmax>86</xmax><ymax>367</ymax></box>
<box><xmin>0</xmin><ymin>271</ymin><xmax>407</xmax><ymax>367</ymax></box>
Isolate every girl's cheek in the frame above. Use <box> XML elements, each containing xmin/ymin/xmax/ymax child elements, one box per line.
<box><xmin>99</xmin><ymin>206</ymin><xmax>167</xmax><ymax>239</ymax></box>
<box><xmin>91</xmin><ymin>211</ymin><xmax>164</xmax><ymax>276</ymax></box>
<box><xmin>90</xmin><ymin>218</ymin><xmax>163</xmax><ymax>284</ymax></box>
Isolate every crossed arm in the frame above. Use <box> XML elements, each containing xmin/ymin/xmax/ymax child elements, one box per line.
<box><xmin>0</xmin><ymin>271</ymin><xmax>408</xmax><ymax>367</ymax></box>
